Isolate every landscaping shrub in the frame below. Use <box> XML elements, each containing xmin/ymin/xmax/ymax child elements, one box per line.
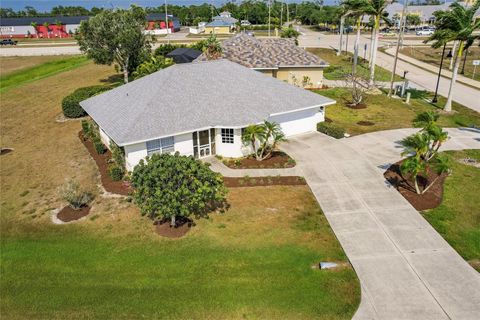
<box><xmin>62</xmin><ymin>86</ymin><xmax>111</xmax><ymax>118</ymax></box>
<box><xmin>81</xmin><ymin>120</ymin><xmax>91</xmax><ymax>137</ymax></box>
<box><xmin>108</xmin><ymin>165</ymin><xmax>124</xmax><ymax>181</ymax></box>
<box><xmin>60</xmin><ymin>180</ymin><xmax>93</xmax><ymax>210</ymax></box>
<box><xmin>92</xmin><ymin>136</ymin><xmax>106</xmax><ymax>154</ymax></box>
<box><xmin>317</xmin><ymin>122</ymin><xmax>345</xmax><ymax>139</ymax></box>
<box><xmin>154</xmin><ymin>43</ymin><xmax>185</xmax><ymax>57</ymax></box>
<box><xmin>110</xmin><ymin>141</ymin><xmax>126</xmax><ymax>170</ymax></box>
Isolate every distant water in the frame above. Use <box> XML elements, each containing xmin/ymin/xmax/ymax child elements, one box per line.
<box><xmin>2</xmin><ymin>0</ymin><xmax>339</xmax><ymax>11</ymax></box>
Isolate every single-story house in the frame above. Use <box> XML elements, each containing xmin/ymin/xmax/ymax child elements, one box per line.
<box><xmin>205</xmin><ymin>11</ymin><xmax>238</xmax><ymax>34</ymax></box>
<box><xmin>80</xmin><ymin>60</ymin><xmax>335</xmax><ymax>171</ymax></box>
<box><xmin>0</xmin><ymin>14</ymin><xmax>180</xmax><ymax>38</ymax></box>
<box><xmin>196</xmin><ymin>33</ymin><xmax>329</xmax><ymax>88</ymax></box>
<box><xmin>166</xmin><ymin>48</ymin><xmax>202</xmax><ymax>63</ymax></box>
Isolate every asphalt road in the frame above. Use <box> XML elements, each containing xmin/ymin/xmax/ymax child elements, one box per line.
<box><xmin>298</xmin><ymin>28</ymin><xmax>480</xmax><ymax>113</ymax></box>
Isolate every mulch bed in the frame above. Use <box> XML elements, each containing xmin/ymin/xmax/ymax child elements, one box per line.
<box><xmin>79</xmin><ymin>132</ymin><xmax>132</xmax><ymax>196</ymax></box>
<box><xmin>57</xmin><ymin>206</ymin><xmax>91</xmax><ymax>222</ymax></box>
<box><xmin>155</xmin><ymin>218</ymin><xmax>192</xmax><ymax>238</ymax></box>
<box><xmin>384</xmin><ymin>160</ymin><xmax>447</xmax><ymax>211</ymax></box>
<box><xmin>223</xmin><ymin>176</ymin><xmax>306</xmax><ymax>188</ymax></box>
<box><xmin>222</xmin><ymin>151</ymin><xmax>295</xmax><ymax>169</ymax></box>
<box><xmin>357</xmin><ymin>120</ymin><xmax>375</xmax><ymax>126</ymax></box>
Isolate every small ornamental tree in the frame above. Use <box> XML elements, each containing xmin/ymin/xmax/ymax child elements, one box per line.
<box><xmin>399</xmin><ymin>112</ymin><xmax>450</xmax><ymax>195</ymax></box>
<box><xmin>203</xmin><ymin>34</ymin><xmax>222</xmax><ymax>60</ymax></box>
<box><xmin>131</xmin><ymin>153</ymin><xmax>228</xmax><ymax>227</ymax></box>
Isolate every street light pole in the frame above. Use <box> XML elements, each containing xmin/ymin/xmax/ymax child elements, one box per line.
<box><xmin>432</xmin><ymin>43</ymin><xmax>448</xmax><ymax>104</ymax></box>
<box><xmin>268</xmin><ymin>0</ymin><xmax>271</xmax><ymax>37</ymax></box>
<box><xmin>388</xmin><ymin>0</ymin><xmax>408</xmax><ymax>97</ymax></box>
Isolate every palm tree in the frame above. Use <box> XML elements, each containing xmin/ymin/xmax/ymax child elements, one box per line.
<box><xmin>203</xmin><ymin>34</ymin><xmax>223</xmax><ymax>60</ymax></box>
<box><xmin>241</xmin><ymin>125</ymin><xmax>266</xmax><ymax>161</ymax></box>
<box><xmin>55</xmin><ymin>20</ymin><xmax>63</xmax><ymax>38</ymax></box>
<box><xmin>43</xmin><ymin>22</ymin><xmax>50</xmax><ymax>38</ymax></box>
<box><xmin>400</xmin><ymin>156</ymin><xmax>424</xmax><ymax>194</ymax></box>
<box><xmin>363</xmin><ymin>0</ymin><xmax>391</xmax><ymax>87</ymax></box>
<box><xmin>426</xmin><ymin>1</ymin><xmax>480</xmax><ymax>112</ymax></box>
<box><xmin>413</xmin><ymin>111</ymin><xmax>439</xmax><ymax>128</ymax></box>
<box><xmin>259</xmin><ymin>121</ymin><xmax>286</xmax><ymax>159</ymax></box>
<box><xmin>30</xmin><ymin>22</ymin><xmax>38</xmax><ymax>38</ymax></box>
<box><xmin>342</xmin><ymin>0</ymin><xmax>370</xmax><ymax>75</ymax></box>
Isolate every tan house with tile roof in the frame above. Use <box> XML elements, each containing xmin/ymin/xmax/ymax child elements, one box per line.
<box><xmin>196</xmin><ymin>33</ymin><xmax>328</xmax><ymax>88</ymax></box>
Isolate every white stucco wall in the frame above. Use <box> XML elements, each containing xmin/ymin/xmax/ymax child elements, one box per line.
<box><xmin>99</xmin><ymin>128</ymin><xmax>112</xmax><ymax>149</ymax></box>
<box><xmin>269</xmin><ymin>107</ymin><xmax>324</xmax><ymax>137</ymax></box>
<box><xmin>215</xmin><ymin>128</ymin><xmax>246</xmax><ymax>158</ymax></box>
<box><xmin>121</xmin><ymin>106</ymin><xmax>325</xmax><ymax>170</ymax></box>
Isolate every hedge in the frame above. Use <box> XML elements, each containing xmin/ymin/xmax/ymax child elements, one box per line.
<box><xmin>62</xmin><ymin>85</ymin><xmax>111</xmax><ymax>118</ymax></box>
<box><xmin>108</xmin><ymin>165</ymin><xmax>124</xmax><ymax>181</ymax></box>
<box><xmin>317</xmin><ymin>122</ymin><xmax>345</xmax><ymax>139</ymax></box>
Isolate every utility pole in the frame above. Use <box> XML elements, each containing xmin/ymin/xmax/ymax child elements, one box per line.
<box><xmin>280</xmin><ymin>1</ymin><xmax>283</xmax><ymax>27</ymax></box>
<box><xmin>165</xmin><ymin>0</ymin><xmax>170</xmax><ymax>43</ymax></box>
<box><xmin>388</xmin><ymin>0</ymin><xmax>408</xmax><ymax>97</ymax></box>
<box><xmin>338</xmin><ymin>15</ymin><xmax>345</xmax><ymax>56</ymax></box>
<box><xmin>287</xmin><ymin>0</ymin><xmax>290</xmax><ymax>25</ymax></box>
<box><xmin>268</xmin><ymin>0</ymin><xmax>271</xmax><ymax>37</ymax></box>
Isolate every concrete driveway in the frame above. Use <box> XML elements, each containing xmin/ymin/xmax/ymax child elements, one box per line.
<box><xmin>280</xmin><ymin>130</ymin><xmax>480</xmax><ymax>319</ymax></box>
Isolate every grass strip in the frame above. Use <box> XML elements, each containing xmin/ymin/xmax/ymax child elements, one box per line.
<box><xmin>0</xmin><ymin>55</ymin><xmax>89</xmax><ymax>92</ymax></box>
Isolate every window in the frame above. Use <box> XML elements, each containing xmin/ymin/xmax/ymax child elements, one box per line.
<box><xmin>221</xmin><ymin>128</ymin><xmax>234</xmax><ymax>144</ymax></box>
<box><xmin>146</xmin><ymin>136</ymin><xmax>174</xmax><ymax>155</ymax></box>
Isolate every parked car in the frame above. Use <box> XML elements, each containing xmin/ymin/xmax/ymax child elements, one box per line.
<box><xmin>240</xmin><ymin>20</ymin><xmax>251</xmax><ymax>26</ymax></box>
<box><xmin>0</xmin><ymin>39</ymin><xmax>18</xmax><ymax>45</ymax></box>
<box><xmin>416</xmin><ymin>28</ymin><xmax>434</xmax><ymax>36</ymax></box>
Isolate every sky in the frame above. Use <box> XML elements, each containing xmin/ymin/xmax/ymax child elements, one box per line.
<box><xmin>2</xmin><ymin>0</ymin><xmax>339</xmax><ymax>12</ymax></box>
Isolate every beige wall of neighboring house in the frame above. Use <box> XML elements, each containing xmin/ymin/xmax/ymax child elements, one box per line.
<box><xmin>255</xmin><ymin>67</ymin><xmax>324</xmax><ymax>88</ymax></box>
<box><xmin>276</xmin><ymin>67</ymin><xmax>324</xmax><ymax>88</ymax></box>
<box><xmin>205</xmin><ymin>26</ymin><xmax>231</xmax><ymax>34</ymax></box>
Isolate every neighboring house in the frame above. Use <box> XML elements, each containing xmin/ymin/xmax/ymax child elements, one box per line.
<box><xmin>80</xmin><ymin>60</ymin><xmax>335</xmax><ymax>171</ymax></box>
<box><xmin>166</xmin><ymin>48</ymin><xmax>202</xmax><ymax>63</ymax></box>
<box><xmin>196</xmin><ymin>33</ymin><xmax>329</xmax><ymax>88</ymax></box>
<box><xmin>205</xmin><ymin>11</ymin><xmax>238</xmax><ymax>34</ymax></box>
<box><xmin>0</xmin><ymin>14</ymin><xmax>180</xmax><ymax>38</ymax></box>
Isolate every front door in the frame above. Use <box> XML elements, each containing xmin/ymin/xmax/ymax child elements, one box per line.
<box><xmin>193</xmin><ymin>129</ymin><xmax>216</xmax><ymax>158</ymax></box>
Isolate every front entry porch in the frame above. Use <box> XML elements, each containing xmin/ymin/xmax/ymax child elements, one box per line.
<box><xmin>193</xmin><ymin>129</ymin><xmax>216</xmax><ymax>158</ymax></box>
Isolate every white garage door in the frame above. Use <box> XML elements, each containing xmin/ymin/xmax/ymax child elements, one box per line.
<box><xmin>269</xmin><ymin>107</ymin><xmax>323</xmax><ymax>137</ymax></box>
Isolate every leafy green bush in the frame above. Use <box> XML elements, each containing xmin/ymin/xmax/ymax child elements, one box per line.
<box><xmin>154</xmin><ymin>43</ymin><xmax>185</xmax><ymax>57</ymax></box>
<box><xmin>317</xmin><ymin>122</ymin><xmax>345</xmax><ymax>139</ymax></box>
<box><xmin>62</xmin><ymin>86</ymin><xmax>111</xmax><ymax>118</ymax></box>
<box><xmin>92</xmin><ymin>136</ymin><xmax>106</xmax><ymax>154</ymax></box>
<box><xmin>131</xmin><ymin>153</ymin><xmax>228</xmax><ymax>227</ymax></box>
<box><xmin>108</xmin><ymin>165</ymin><xmax>124</xmax><ymax>181</ymax></box>
<box><xmin>81</xmin><ymin>120</ymin><xmax>91</xmax><ymax>137</ymax></box>
<box><xmin>109</xmin><ymin>141</ymin><xmax>125</xmax><ymax>170</ymax></box>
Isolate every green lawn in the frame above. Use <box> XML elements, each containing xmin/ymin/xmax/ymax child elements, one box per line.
<box><xmin>308</xmin><ymin>48</ymin><xmax>402</xmax><ymax>82</ymax></box>
<box><xmin>0</xmin><ymin>55</ymin><xmax>88</xmax><ymax>92</ymax></box>
<box><xmin>317</xmin><ymin>88</ymin><xmax>480</xmax><ymax>136</ymax></box>
<box><xmin>422</xmin><ymin>150</ymin><xmax>480</xmax><ymax>271</ymax></box>
<box><xmin>1</xmin><ymin>187</ymin><xmax>360</xmax><ymax>319</ymax></box>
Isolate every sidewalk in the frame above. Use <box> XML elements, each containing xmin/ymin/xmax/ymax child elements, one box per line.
<box><xmin>384</xmin><ymin>47</ymin><xmax>480</xmax><ymax>89</ymax></box>
<box><xmin>204</xmin><ymin>156</ymin><xmax>303</xmax><ymax>177</ymax></box>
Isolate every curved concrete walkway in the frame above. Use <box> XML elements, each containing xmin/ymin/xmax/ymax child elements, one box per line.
<box><xmin>278</xmin><ymin>128</ymin><xmax>480</xmax><ymax>320</ymax></box>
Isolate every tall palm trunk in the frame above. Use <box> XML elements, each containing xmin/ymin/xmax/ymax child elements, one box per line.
<box><xmin>369</xmin><ymin>15</ymin><xmax>380</xmax><ymax>87</ymax></box>
<box><xmin>353</xmin><ymin>16</ymin><xmax>362</xmax><ymax>75</ymax></box>
<box><xmin>445</xmin><ymin>41</ymin><xmax>464</xmax><ymax>112</ymax></box>
<box><xmin>449</xmin><ymin>40</ymin><xmax>457</xmax><ymax>70</ymax></box>
<box><xmin>338</xmin><ymin>15</ymin><xmax>345</xmax><ymax>56</ymax></box>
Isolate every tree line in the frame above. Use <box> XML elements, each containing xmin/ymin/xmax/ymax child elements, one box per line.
<box><xmin>0</xmin><ymin>1</ymin><xmax>343</xmax><ymax>27</ymax></box>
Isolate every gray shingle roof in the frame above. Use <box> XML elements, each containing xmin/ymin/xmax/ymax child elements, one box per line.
<box><xmin>80</xmin><ymin>60</ymin><xmax>334</xmax><ymax>146</ymax></box>
<box><xmin>196</xmin><ymin>33</ymin><xmax>328</xmax><ymax>69</ymax></box>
